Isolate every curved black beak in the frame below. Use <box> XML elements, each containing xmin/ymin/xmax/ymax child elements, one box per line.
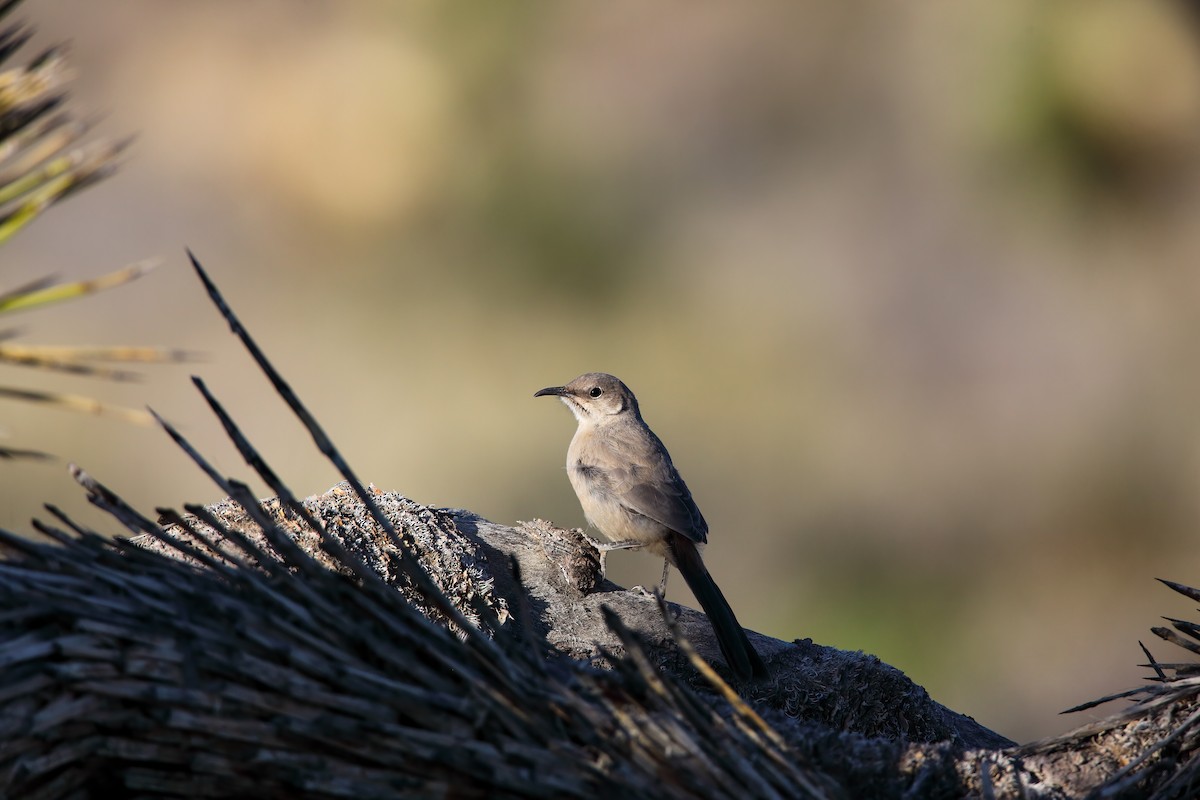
<box><xmin>534</xmin><ymin>386</ymin><xmax>567</xmax><ymax>398</ymax></box>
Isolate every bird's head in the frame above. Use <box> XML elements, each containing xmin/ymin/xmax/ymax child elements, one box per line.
<box><xmin>534</xmin><ymin>372</ymin><xmax>640</xmax><ymax>424</ymax></box>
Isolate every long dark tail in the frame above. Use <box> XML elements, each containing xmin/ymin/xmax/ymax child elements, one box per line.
<box><xmin>670</xmin><ymin>535</ymin><xmax>768</xmax><ymax>681</ymax></box>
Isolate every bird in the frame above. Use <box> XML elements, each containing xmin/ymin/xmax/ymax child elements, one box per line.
<box><xmin>535</xmin><ymin>372</ymin><xmax>767</xmax><ymax>681</ymax></box>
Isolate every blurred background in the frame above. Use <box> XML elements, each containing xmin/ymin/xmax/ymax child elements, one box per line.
<box><xmin>6</xmin><ymin>0</ymin><xmax>1200</xmax><ymax>743</ymax></box>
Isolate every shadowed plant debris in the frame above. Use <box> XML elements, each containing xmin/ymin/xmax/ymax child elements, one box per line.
<box><xmin>0</xmin><ymin>254</ymin><xmax>1199</xmax><ymax>798</ymax></box>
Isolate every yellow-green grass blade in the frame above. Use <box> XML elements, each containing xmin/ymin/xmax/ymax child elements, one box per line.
<box><xmin>0</xmin><ymin>385</ymin><xmax>152</xmax><ymax>425</ymax></box>
<box><xmin>0</xmin><ymin>260</ymin><xmax>159</xmax><ymax>314</ymax></box>
<box><xmin>0</xmin><ymin>344</ymin><xmax>198</xmax><ymax>380</ymax></box>
<box><xmin>0</xmin><ymin>140</ymin><xmax>125</xmax><ymax>243</ymax></box>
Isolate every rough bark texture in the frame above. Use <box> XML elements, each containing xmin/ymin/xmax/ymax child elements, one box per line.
<box><xmin>453</xmin><ymin>513</ymin><xmax>1010</xmax><ymax>751</ymax></box>
<box><xmin>4</xmin><ymin>480</ymin><xmax>1197</xmax><ymax>798</ymax></box>
<box><xmin>129</xmin><ymin>485</ymin><xmax>1011</xmax><ymax>754</ymax></box>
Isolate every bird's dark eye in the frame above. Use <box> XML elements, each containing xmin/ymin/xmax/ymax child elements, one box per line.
<box><xmin>589</xmin><ymin>387</ymin><xmax>603</xmax><ymax>398</ymax></box>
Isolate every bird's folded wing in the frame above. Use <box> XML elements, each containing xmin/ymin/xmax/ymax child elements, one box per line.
<box><xmin>617</xmin><ymin>470</ymin><xmax>708</xmax><ymax>544</ymax></box>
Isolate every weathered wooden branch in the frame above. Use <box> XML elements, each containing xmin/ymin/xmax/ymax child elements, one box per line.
<box><xmin>130</xmin><ymin>487</ymin><xmax>1015</xmax><ymax>755</ymax></box>
<box><xmin>2</xmin><ymin>479</ymin><xmax>1200</xmax><ymax>798</ymax></box>
<box><xmin>2</xmin><ymin>254</ymin><xmax>1199</xmax><ymax>798</ymax></box>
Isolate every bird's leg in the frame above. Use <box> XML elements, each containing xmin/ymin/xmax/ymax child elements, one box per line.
<box><xmin>586</xmin><ymin>537</ymin><xmax>644</xmax><ymax>552</ymax></box>
<box><xmin>581</xmin><ymin>536</ymin><xmax>663</xmax><ymax>596</ymax></box>
<box><xmin>626</xmin><ymin>557</ymin><xmax>670</xmax><ymax>600</ymax></box>
<box><xmin>651</xmin><ymin>570</ymin><xmax>678</xmax><ymax>622</ymax></box>
<box><xmin>581</xmin><ymin>535</ymin><xmax>644</xmax><ymax>577</ymax></box>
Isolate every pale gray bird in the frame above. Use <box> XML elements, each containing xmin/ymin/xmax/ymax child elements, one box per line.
<box><xmin>535</xmin><ymin>372</ymin><xmax>767</xmax><ymax>681</ymax></box>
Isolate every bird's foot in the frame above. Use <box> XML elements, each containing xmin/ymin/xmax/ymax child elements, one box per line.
<box><xmin>587</xmin><ymin>537</ymin><xmax>644</xmax><ymax>553</ymax></box>
<box><xmin>581</xmin><ymin>535</ymin><xmax>646</xmax><ymax>576</ymax></box>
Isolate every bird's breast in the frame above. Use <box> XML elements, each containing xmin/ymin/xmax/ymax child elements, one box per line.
<box><xmin>566</xmin><ymin>460</ymin><xmax>667</xmax><ymax>550</ymax></box>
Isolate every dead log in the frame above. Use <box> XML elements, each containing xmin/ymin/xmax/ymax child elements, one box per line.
<box><xmin>1</xmin><ymin>253</ymin><xmax>1199</xmax><ymax>798</ymax></box>
<box><xmin>2</xmin><ymin>478</ymin><xmax>1200</xmax><ymax>798</ymax></box>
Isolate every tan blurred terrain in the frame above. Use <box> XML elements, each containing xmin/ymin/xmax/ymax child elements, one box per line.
<box><xmin>6</xmin><ymin>0</ymin><xmax>1200</xmax><ymax>743</ymax></box>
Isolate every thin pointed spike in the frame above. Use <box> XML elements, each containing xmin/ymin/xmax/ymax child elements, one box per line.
<box><xmin>42</xmin><ymin>503</ymin><xmax>99</xmax><ymax>538</ymax></box>
<box><xmin>1153</xmin><ymin>627</ymin><xmax>1200</xmax><ymax>656</ymax></box>
<box><xmin>149</xmin><ymin>405</ymin><xmax>325</xmax><ymax>576</ymax></box>
<box><xmin>186</xmin><ymin>250</ymin><xmax>499</xmax><ymax>659</ymax></box>
<box><xmin>68</xmin><ymin>463</ymin><xmax>164</xmax><ymax>539</ymax></box>
<box><xmin>180</xmin><ymin>377</ymin><xmax>415</xmax><ymax>609</ymax></box>
<box><xmin>1138</xmin><ymin>663</ymin><xmax>1200</xmax><ymax>672</ymax></box>
<box><xmin>1139</xmin><ymin>641</ymin><xmax>1167</xmax><ymax>682</ymax></box>
<box><xmin>187</xmin><ymin>252</ymin><xmax>394</xmax><ymax>525</ymax></box>
<box><xmin>1163</xmin><ymin>617</ymin><xmax>1200</xmax><ymax>641</ymax></box>
<box><xmin>186</xmin><ymin>249</ymin><xmax>342</xmax><ymax>469</ymax></box>
<box><xmin>29</xmin><ymin>517</ymin><xmax>76</xmax><ymax>547</ymax></box>
<box><xmin>190</xmin><ymin>376</ymin><xmax>289</xmax><ymax>504</ymax></box>
<box><xmin>186</xmin><ymin>376</ymin><xmax>350</xmax><ymax>566</ymax></box>
<box><xmin>1060</xmin><ymin>686</ymin><xmax>1150</xmax><ymax>714</ymax></box>
<box><xmin>147</xmin><ymin>406</ymin><xmax>232</xmax><ymax>496</ymax></box>
<box><xmin>1158</xmin><ymin>578</ymin><xmax>1200</xmax><ymax>605</ymax></box>
<box><xmin>188</xmin><ymin>251</ymin><xmax>388</xmax><ymax>524</ymax></box>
